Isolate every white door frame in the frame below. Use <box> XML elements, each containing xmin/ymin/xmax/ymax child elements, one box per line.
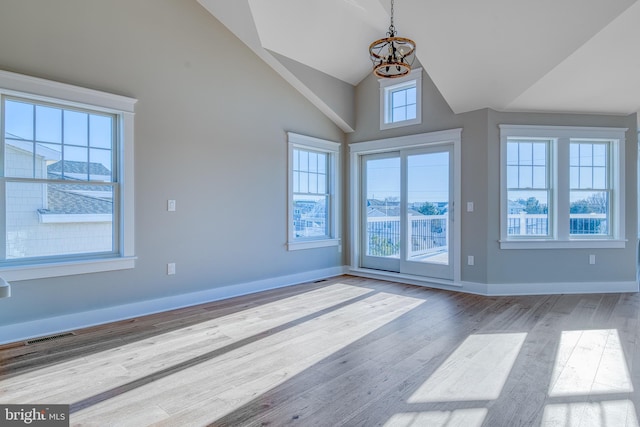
<box><xmin>349</xmin><ymin>128</ymin><xmax>462</xmax><ymax>285</ymax></box>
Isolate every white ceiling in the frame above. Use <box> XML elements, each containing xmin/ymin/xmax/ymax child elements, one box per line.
<box><xmin>198</xmin><ymin>0</ymin><xmax>640</xmax><ymax>129</ymax></box>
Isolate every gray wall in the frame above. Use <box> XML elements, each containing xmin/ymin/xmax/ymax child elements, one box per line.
<box><xmin>349</xmin><ymin>68</ymin><xmax>638</xmax><ymax>286</ymax></box>
<box><xmin>0</xmin><ymin>0</ymin><xmax>344</xmax><ymax>326</ymax></box>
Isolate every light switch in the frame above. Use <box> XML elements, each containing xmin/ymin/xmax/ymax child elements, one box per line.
<box><xmin>467</xmin><ymin>202</ymin><xmax>474</xmax><ymax>212</ymax></box>
<box><xmin>168</xmin><ymin>200</ymin><xmax>176</xmax><ymax>212</ymax></box>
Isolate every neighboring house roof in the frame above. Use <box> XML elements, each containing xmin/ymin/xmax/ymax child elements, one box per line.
<box><xmin>48</xmin><ymin>160</ymin><xmax>111</xmax><ymax>178</ymax></box>
<box><xmin>38</xmin><ymin>186</ymin><xmax>112</xmax><ymax>215</ymax></box>
<box><xmin>38</xmin><ymin>160</ymin><xmax>113</xmax><ymax>217</ymax></box>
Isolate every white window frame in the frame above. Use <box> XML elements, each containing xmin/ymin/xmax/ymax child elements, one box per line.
<box><xmin>499</xmin><ymin>125</ymin><xmax>626</xmax><ymax>249</ymax></box>
<box><xmin>380</xmin><ymin>68</ymin><xmax>422</xmax><ymax>130</ymax></box>
<box><xmin>287</xmin><ymin>132</ymin><xmax>340</xmax><ymax>251</ymax></box>
<box><xmin>0</xmin><ymin>70</ymin><xmax>136</xmax><ymax>280</ymax></box>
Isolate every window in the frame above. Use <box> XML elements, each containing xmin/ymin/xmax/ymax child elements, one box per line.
<box><xmin>287</xmin><ymin>132</ymin><xmax>340</xmax><ymax>250</ymax></box>
<box><xmin>506</xmin><ymin>139</ymin><xmax>551</xmax><ymax>237</ymax></box>
<box><xmin>380</xmin><ymin>68</ymin><xmax>422</xmax><ymax>130</ymax></box>
<box><xmin>500</xmin><ymin>125</ymin><xmax>626</xmax><ymax>249</ymax></box>
<box><xmin>0</xmin><ymin>70</ymin><xmax>136</xmax><ymax>280</ymax></box>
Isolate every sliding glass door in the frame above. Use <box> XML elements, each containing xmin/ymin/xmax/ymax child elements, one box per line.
<box><xmin>361</xmin><ymin>145</ymin><xmax>453</xmax><ymax>280</ymax></box>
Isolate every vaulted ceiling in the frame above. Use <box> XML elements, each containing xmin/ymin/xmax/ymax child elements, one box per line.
<box><xmin>198</xmin><ymin>0</ymin><xmax>640</xmax><ymax>132</ymax></box>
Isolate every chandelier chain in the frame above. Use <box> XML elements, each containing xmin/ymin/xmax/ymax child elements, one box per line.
<box><xmin>389</xmin><ymin>0</ymin><xmax>396</xmax><ymax>36</ymax></box>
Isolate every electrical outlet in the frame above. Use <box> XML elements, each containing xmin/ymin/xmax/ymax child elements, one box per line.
<box><xmin>468</xmin><ymin>255</ymin><xmax>474</xmax><ymax>266</ymax></box>
<box><xmin>467</xmin><ymin>202</ymin><xmax>474</xmax><ymax>212</ymax></box>
<box><xmin>589</xmin><ymin>254</ymin><xmax>596</xmax><ymax>265</ymax></box>
<box><xmin>167</xmin><ymin>263</ymin><xmax>176</xmax><ymax>275</ymax></box>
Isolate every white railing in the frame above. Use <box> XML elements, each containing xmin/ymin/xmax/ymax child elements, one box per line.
<box><xmin>366</xmin><ymin>214</ymin><xmax>448</xmax><ymax>257</ymax></box>
<box><xmin>507</xmin><ymin>212</ymin><xmax>608</xmax><ymax>235</ymax></box>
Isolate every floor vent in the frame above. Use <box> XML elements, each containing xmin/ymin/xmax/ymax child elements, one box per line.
<box><xmin>26</xmin><ymin>332</ymin><xmax>75</xmax><ymax>345</ymax></box>
<box><xmin>314</xmin><ymin>279</ymin><xmax>328</xmax><ymax>283</ymax></box>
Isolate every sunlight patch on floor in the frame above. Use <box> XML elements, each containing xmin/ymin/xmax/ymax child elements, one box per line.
<box><xmin>549</xmin><ymin>329</ymin><xmax>632</xmax><ymax>397</ymax></box>
<box><xmin>70</xmin><ymin>292</ymin><xmax>425</xmax><ymax>426</ymax></box>
<box><xmin>0</xmin><ymin>282</ymin><xmax>373</xmax><ymax>405</ymax></box>
<box><xmin>408</xmin><ymin>333</ymin><xmax>527</xmax><ymax>403</ymax></box>
<box><xmin>384</xmin><ymin>408</ymin><xmax>487</xmax><ymax>427</ymax></box>
<box><xmin>542</xmin><ymin>400</ymin><xmax>639</xmax><ymax>427</ymax></box>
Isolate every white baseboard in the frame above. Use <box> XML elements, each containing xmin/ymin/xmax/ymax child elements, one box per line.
<box><xmin>349</xmin><ymin>268</ymin><xmax>639</xmax><ymax>296</ymax></box>
<box><xmin>0</xmin><ymin>266</ymin><xmax>347</xmax><ymax>345</ymax></box>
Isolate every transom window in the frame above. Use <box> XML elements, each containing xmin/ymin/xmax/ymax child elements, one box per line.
<box><xmin>380</xmin><ymin>68</ymin><xmax>422</xmax><ymax>130</ymax></box>
<box><xmin>500</xmin><ymin>125</ymin><xmax>626</xmax><ymax>249</ymax></box>
<box><xmin>287</xmin><ymin>132</ymin><xmax>340</xmax><ymax>250</ymax></box>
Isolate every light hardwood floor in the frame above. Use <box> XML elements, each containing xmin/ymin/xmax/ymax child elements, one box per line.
<box><xmin>1</xmin><ymin>275</ymin><xmax>640</xmax><ymax>426</ymax></box>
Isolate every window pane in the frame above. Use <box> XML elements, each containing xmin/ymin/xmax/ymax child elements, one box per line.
<box><xmin>507</xmin><ymin>165</ymin><xmax>518</xmax><ymax>188</ymax></box>
<box><xmin>406</xmin><ymin>87</ymin><xmax>416</xmax><ymax>105</ymax></box>
<box><xmin>519</xmin><ymin>166</ymin><xmax>532</xmax><ymax>188</ymax></box>
<box><xmin>36</xmin><ymin>144</ymin><xmax>62</xmax><ymax>179</ymax></box>
<box><xmin>6</xmin><ymin>181</ymin><xmax>114</xmax><ymax>259</ymax></box>
<box><xmin>406</xmin><ymin>104</ymin><xmax>416</xmax><ymax>120</ymax></box>
<box><xmin>309</xmin><ymin>172</ymin><xmax>318</xmax><ymax>193</ymax></box>
<box><xmin>64</xmin><ymin>110</ymin><xmax>88</xmax><ymax>146</ymax></box>
<box><xmin>89</xmin><ymin>148</ymin><xmax>113</xmax><ymax>182</ymax></box>
<box><xmin>317</xmin><ymin>153</ymin><xmax>327</xmax><ymax>174</ymax></box>
<box><xmin>5</xmin><ymin>137</ymin><xmax>35</xmax><ymax>178</ymax></box>
<box><xmin>293</xmin><ymin>149</ymin><xmax>299</xmax><ymax>170</ymax></box>
<box><xmin>392</xmin><ymin>106</ymin><xmax>407</xmax><ymax>122</ymax></box>
<box><xmin>309</xmin><ymin>152</ymin><xmax>318</xmax><ymax>172</ymax></box>
<box><xmin>533</xmin><ymin>166</ymin><xmax>546</xmax><ymax>188</ymax></box>
<box><xmin>293</xmin><ymin>194</ymin><xmax>328</xmax><ymax>238</ymax></box>
<box><xmin>299</xmin><ymin>150</ymin><xmax>308</xmax><ymax>172</ymax></box>
<box><xmin>533</xmin><ymin>143</ymin><xmax>546</xmax><ymax>165</ymax></box>
<box><xmin>593</xmin><ymin>166</ymin><xmax>606</xmax><ymax>189</ymax></box>
<box><xmin>519</xmin><ymin>143</ymin><xmax>532</xmax><ymax>164</ymax></box>
<box><xmin>392</xmin><ymin>89</ymin><xmax>406</xmax><ymax>107</ymax></box>
<box><xmin>64</xmin><ymin>146</ymin><xmax>89</xmax><ymax>180</ymax></box>
<box><xmin>579</xmin><ymin>144</ymin><xmax>592</xmax><ymax>166</ymax></box>
<box><xmin>318</xmin><ymin>172</ymin><xmax>327</xmax><ymax>194</ymax></box>
<box><xmin>507</xmin><ymin>190</ymin><xmax>549</xmax><ymax>236</ymax></box>
<box><xmin>570</xmin><ymin>166</ymin><xmax>579</xmax><ymax>188</ymax></box>
<box><xmin>35</xmin><ymin>105</ymin><xmax>62</xmax><ymax>143</ymax></box>
<box><xmin>579</xmin><ymin>167</ymin><xmax>592</xmax><ymax>188</ymax></box>
<box><xmin>570</xmin><ymin>143</ymin><xmax>579</xmax><ymax>166</ymax></box>
<box><xmin>570</xmin><ymin>191</ymin><xmax>609</xmax><ymax>235</ymax></box>
<box><xmin>506</xmin><ymin>143</ymin><xmax>518</xmax><ymax>166</ymax></box>
<box><xmin>5</xmin><ymin>99</ymin><xmax>33</xmax><ymax>140</ymax></box>
<box><xmin>593</xmin><ymin>144</ymin><xmax>607</xmax><ymax>166</ymax></box>
<box><xmin>299</xmin><ymin>171</ymin><xmax>309</xmax><ymax>193</ymax></box>
<box><xmin>89</xmin><ymin>114</ymin><xmax>113</xmax><ymax>149</ymax></box>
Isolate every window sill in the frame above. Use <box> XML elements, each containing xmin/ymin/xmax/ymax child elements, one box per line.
<box><xmin>499</xmin><ymin>239</ymin><xmax>627</xmax><ymax>249</ymax></box>
<box><xmin>288</xmin><ymin>239</ymin><xmax>340</xmax><ymax>251</ymax></box>
<box><xmin>0</xmin><ymin>256</ymin><xmax>137</xmax><ymax>281</ymax></box>
<box><xmin>380</xmin><ymin>117</ymin><xmax>421</xmax><ymax>130</ymax></box>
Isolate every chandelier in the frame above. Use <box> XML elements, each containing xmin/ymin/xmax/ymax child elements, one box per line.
<box><xmin>369</xmin><ymin>0</ymin><xmax>416</xmax><ymax>78</ymax></box>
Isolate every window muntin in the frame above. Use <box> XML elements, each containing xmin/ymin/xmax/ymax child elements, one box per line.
<box><xmin>499</xmin><ymin>125</ymin><xmax>626</xmax><ymax>249</ymax></box>
<box><xmin>287</xmin><ymin>133</ymin><xmax>339</xmax><ymax>250</ymax></box>
<box><xmin>3</xmin><ymin>97</ymin><xmax>118</xmax><ymax>261</ymax></box>
<box><xmin>506</xmin><ymin>139</ymin><xmax>551</xmax><ymax>237</ymax></box>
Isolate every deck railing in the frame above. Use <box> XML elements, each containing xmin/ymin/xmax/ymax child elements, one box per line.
<box><xmin>507</xmin><ymin>212</ymin><xmax>608</xmax><ymax>236</ymax></box>
<box><xmin>366</xmin><ymin>214</ymin><xmax>448</xmax><ymax>257</ymax></box>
